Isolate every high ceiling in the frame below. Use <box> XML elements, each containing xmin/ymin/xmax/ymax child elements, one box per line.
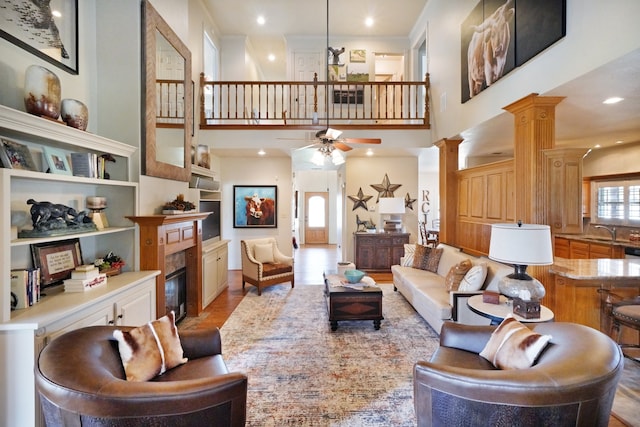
<box><xmin>202</xmin><ymin>0</ymin><xmax>640</xmax><ymax>169</ymax></box>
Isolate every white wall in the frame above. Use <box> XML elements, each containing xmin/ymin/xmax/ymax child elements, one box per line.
<box><xmin>220</xmin><ymin>156</ymin><xmax>293</xmax><ymax>269</ymax></box>
<box><xmin>344</xmin><ymin>157</ymin><xmax>419</xmax><ymax>261</ymax></box>
<box><xmin>583</xmin><ymin>141</ymin><xmax>640</xmax><ymax>178</ymax></box>
<box><xmin>414</xmin><ymin>0</ymin><xmax>640</xmax><ymax>145</ymax></box>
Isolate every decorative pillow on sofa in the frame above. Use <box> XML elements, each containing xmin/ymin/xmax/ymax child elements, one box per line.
<box><xmin>412</xmin><ymin>245</ymin><xmax>443</xmax><ymax>273</ymax></box>
<box><xmin>458</xmin><ymin>263</ymin><xmax>488</xmax><ymax>291</ymax></box>
<box><xmin>445</xmin><ymin>259</ymin><xmax>472</xmax><ymax>291</ymax></box>
<box><xmin>479</xmin><ymin>314</ymin><xmax>552</xmax><ymax>370</ymax></box>
<box><xmin>113</xmin><ymin>311</ymin><xmax>187</xmax><ymax>381</ymax></box>
<box><xmin>401</xmin><ymin>244</ymin><xmax>416</xmax><ymax>267</ymax></box>
<box><xmin>254</xmin><ymin>242</ymin><xmax>275</xmax><ymax>264</ymax></box>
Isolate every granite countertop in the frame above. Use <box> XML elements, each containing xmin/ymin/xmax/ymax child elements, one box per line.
<box><xmin>555</xmin><ymin>234</ymin><xmax>640</xmax><ymax>249</ymax></box>
<box><xmin>550</xmin><ymin>258</ymin><xmax>640</xmax><ymax>280</ymax></box>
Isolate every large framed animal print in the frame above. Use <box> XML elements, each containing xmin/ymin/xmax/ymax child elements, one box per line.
<box><xmin>233</xmin><ymin>185</ymin><xmax>278</xmax><ymax>228</ymax></box>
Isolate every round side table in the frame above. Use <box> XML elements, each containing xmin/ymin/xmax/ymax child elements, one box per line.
<box><xmin>467</xmin><ymin>294</ymin><xmax>554</xmax><ymax>325</ymax></box>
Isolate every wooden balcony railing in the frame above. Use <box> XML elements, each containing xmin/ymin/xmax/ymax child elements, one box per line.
<box><xmin>196</xmin><ymin>73</ymin><xmax>431</xmax><ymax>130</ymax></box>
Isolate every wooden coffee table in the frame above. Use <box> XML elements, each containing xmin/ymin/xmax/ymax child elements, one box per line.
<box><xmin>323</xmin><ymin>272</ymin><xmax>383</xmax><ymax>331</ymax></box>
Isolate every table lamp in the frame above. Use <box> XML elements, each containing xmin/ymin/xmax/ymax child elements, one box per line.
<box><xmin>488</xmin><ymin>221</ymin><xmax>553</xmax><ymax>300</ymax></box>
<box><xmin>378</xmin><ymin>197</ymin><xmax>405</xmax><ymax>232</ymax></box>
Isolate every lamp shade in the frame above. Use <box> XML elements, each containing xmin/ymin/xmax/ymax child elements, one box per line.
<box><xmin>488</xmin><ymin>223</ymin><xmax>553</xmax><ymax>266</ymax></box>
<box><xmin>378</xmin><ymin>197</ymin><xmax>405</xmax><ymax>214</ymax></box>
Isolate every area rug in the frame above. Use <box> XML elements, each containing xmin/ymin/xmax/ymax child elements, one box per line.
<box><xmin>612</xmin><ymin>358</ymin><xmax>640</xmax><ymax>427</ymax></box>
<box><xmin>219</xmin><ymin>283</ymin><xmax>439</xmax><ymax>426</ymax></box>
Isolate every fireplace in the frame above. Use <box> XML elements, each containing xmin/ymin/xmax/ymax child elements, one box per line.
<box><xmin>165</xmin><ymin>267</ymin><xmax>186</xmax><ymax>322</ymax></box>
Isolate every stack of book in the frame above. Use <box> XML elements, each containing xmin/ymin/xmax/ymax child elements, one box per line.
<box><xmin>10</xmin><ymin>268</ymin><xmax>41</xmax><ymax>309</ymax></box>
<box><xmin>64</xmin><ymin>265</ymin><xmax>107</xmax><ymax>292</ymax></box>
<box><xmin>70</xmin><ymin>153</ymin><xmax>110</xmax><ymax>179</ymax></box>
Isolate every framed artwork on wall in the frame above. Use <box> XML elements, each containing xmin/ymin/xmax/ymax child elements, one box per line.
<box><xmin>0</xmin><ymin>138</ymin><xmax>38</xmax><ymax>171</ymax></box>
<box><xmin>31</xmin><ymin>238</ymin><xmax>83</xmax><ymax>288</ymax></box>
<box><xmin>43</xmin><ymin>146</ymin><xmax>72</xmax><ymax>175</ymax></box>
<box><xmin>0</xmin><ymin>0</ymin><xmax>79</xmax><ymax>74</ymax></box>
<box><xmin>233</xmin><ymin>185</ymin><xmax>278</xmax><ymax>228</ymax></box>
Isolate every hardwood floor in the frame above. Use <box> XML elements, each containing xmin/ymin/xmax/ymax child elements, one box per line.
<box><xmin>189</xmin><ymin>244</ymin><xmax>626</xmax><ymax>427</ymax></box>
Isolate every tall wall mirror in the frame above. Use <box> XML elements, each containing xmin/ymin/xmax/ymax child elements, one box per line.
<box><xmin>143</xmin><ymin>0</ymin><xmax>192</xmax><ymax>182</ymax></box>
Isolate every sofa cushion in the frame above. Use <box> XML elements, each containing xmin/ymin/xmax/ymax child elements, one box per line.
<box><xmin>254</xmin><ymin>242</ymin><xmax>275</xmax><ymax>263</ymax></box>
<box><xmin>458</xmin><ymin>263</ymin><xmax>488</xmax><ymax>291</ymax></box>
<box><xmin>401</xmin><ymin>244</ymin><xmax>416</xmax><ymax>267</ymax></box>
<box><xmin>479</xmin><ymin>314</ymin><xmax>552</xmax><ymax>370</ymax></box>
<box><xmin>445</xmin><ymin>259</ymin><xmax>473</xmax><ymax>291</ymax></box>
<box><xmin>413</xmin><ymin>245</ymin><xmax>443</xmax><ymax>272</ymax></box>
<box><xmin>263</xmin><ymin>262</ymin><xmax>293</xmax><ymax>277</ymax></box>
<box><xmin>113</xmin><ymin>311</ymin><xmax>187</xmax><ymax>381</ymax></box>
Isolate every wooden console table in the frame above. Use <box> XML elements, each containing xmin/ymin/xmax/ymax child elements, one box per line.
<box><xmin>549</xmin><ymin>258</ymin><xmax>640</xmax><ymax>343</ymax></box>
<box><xmin>126</xmin><ymin>213</ymin><xmax>209</xmax><ymax>318</ymax></box>
<box><xmin>354</xmin><ymin>232</ymin><xmax>410</xmax><ymax>272</ymax></box>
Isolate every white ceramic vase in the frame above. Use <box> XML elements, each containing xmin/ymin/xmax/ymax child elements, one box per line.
<box><xmin>24</xmin><ymin>65</ymin><xmax>61</xmax><ymax>119</ymax></box>
<box><xmin>61</xmin><ymin>99</ymin><xmax>89</xmax><ymax>130</ymax></box>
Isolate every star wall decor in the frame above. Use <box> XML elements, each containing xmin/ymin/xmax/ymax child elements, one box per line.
<box><xmin>404</xmin><ymin>192</ymin><xmax>417</xmax><ymax>210</ymax></box>
<box><xmin>370</xmin><ymin>173</ymin><xmax>401</xmax><ymax>201</ymax></box>
<box><xmin>348</xmin><ymin>187</ymin><xmax>373</xmax><ymax>211</ymax></box>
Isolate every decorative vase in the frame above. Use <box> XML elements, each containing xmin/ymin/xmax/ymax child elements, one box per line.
<box><xmin>24</xmin><ymin>65</ymin><xmax>61</xmax><ymax>119</ymax></box>
<box><xmin>61</xmin><ymin>99</ymin><xmax>89</xmax><ymax>130</ymax></box>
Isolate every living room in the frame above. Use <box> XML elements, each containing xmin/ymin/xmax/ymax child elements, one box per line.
<box><xmin>1</xmin><ymin>0</ymin><xmax>640</xmax><ymax>425</ymax></box>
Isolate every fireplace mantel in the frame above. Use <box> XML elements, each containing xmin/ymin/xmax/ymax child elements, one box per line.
<box><xmin>126</xmin><ymin>213</ymin><xmax>210</xmax><ymax>318</ymax></box>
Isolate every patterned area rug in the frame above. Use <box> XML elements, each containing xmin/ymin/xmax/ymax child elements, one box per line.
<box><xmin>612</xmin><ymin>358</ymin><xmax>640</xmax><ymax>427</ymax></box>
<box><xmin>219</xmin><ymin>283</ymin><xmax>439</xmax><ymax>426</ymax></box>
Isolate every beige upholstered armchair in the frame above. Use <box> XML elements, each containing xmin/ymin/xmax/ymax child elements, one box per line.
<box><xmin>241</xmin><ymin>237</ymin><xmax>294</xmax><ymax>295</ymax></box>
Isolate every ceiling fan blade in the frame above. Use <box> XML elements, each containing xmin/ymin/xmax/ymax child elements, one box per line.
<box><xmin>325</xmin><ymin>128</ymin><xmax>343</xmax><ymax>140</ymax></box>
<box><xmin>342</xmin><ymin>137</ymin><xmax>382</xmax><ymax>145</ymax></box>
<box><xmin>333</xmin><ymin>141</ymin><xmax>353</xmax><ymax>152</ymax></box>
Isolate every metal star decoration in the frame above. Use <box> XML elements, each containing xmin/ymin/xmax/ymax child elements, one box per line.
<box><xmin>404</xmin><ymin>192</ymin><xmax>417</xmax><ymax>210</ymax></box>
<box><xmin>370</xmin><ymin>174</ymin><xmax>402</xmax><ymax>201</ymax></box>
<box><xmin>348</xmin><ymin>187</ymin><xmax>373</xmax><ymax>211</ymax></box>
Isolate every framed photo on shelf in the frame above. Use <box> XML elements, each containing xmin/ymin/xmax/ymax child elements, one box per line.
<box><xmin>0</xmin><ymin>0</ymin><xmax>79</xmax><ymax>74</ymax></box>
<box><xmin>43</xmin><ymin>146</ymin><xmax>72</xmax><ymax>175</ymax></box>
<box><xmin>233</xmin><ymin>185</ymin><xmax>278</xmax><ymax>228</ymax></box>
<box><xmin>31</xmin><ymin>238</ymin><xmax>83</xmax><ymax>288</ymax></box>
<box><xmin>0</xmin><ymin>138</ymin><xmax>38</xmax><ymax>171</ymax></box>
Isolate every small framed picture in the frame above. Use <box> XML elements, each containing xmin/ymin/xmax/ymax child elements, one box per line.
<box><xmin>0</xmin><ymin>138</ymin><xmax>38</xmax><ymax>171</ymax></box>
<box><xmin>350</xmin><ymin>49</ymin><xmax>366</xmax><ymax>63</ymax></box>
<box><xmin>43</xmin><ymin>146</ymin><xmax>72</xmax><ymax>175</ymax></box>
<box><xmin>31</xmin><ymin>238</ymin><xmax>83</xmax><ymax>288</ymax></box>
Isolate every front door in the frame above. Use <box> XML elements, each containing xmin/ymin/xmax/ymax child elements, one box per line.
<box><xmin>304</xmin><ymin>192</ymin><xmax>328</xmax><ymax>244</ymax></box>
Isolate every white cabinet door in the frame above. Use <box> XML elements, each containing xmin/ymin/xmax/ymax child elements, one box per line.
<box><xmin>202</xmin><ymin>248</ymin><xmax>219</xmax><ymax>308</ymax></box>
<box><xmin>116</xmin><ymin>280</ymin><xmax>155</xmax><ymax>326</ymax></box>
<box><xmin>216</xmin><ymin>245</ymin><xmax>229</xmax><ymax>291</ymax></box>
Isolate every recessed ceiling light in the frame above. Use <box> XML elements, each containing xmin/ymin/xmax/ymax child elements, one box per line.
<box><xmin>616</xmin><ymin>140</ymin><xmax>624</xmax><ymax>144</ymax></box>
<box><xmin>258</xmin><ymin>149</ymin><xmax>266</xmax><ymax>156</ymax></box>
<box><xmin>366</xmin><ymin>149</ymin><xmax>374</xmax><ymax>156</ymax></box>
<box><xmin>603</xmin><ymin>97</ymin><xmax>624</xmax><ymax>104</ymax></box>
<box><xmin>257</xmin><ymin>15</ymin><xmax>266</xmax><ymax>25</ymax></box>
<box><xmin>268</xmin><ymin>54</ymin><xmax>275</xmax><ymax>62</ymax></box>
<box><xmin>365</xmin><ymin>17</ymin><xmax>374</xmax><ymax>27</ymax></box>
<box><xmin>594</xmin><ymin>144</ymin><xmax>601</xmax><ymax>148</ymax></box>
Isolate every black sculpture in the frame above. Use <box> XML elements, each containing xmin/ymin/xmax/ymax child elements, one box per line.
<box><xmin>27</xmin><ymin>199</ymin><xmax>91</xmax><ymax>231</ymax></box>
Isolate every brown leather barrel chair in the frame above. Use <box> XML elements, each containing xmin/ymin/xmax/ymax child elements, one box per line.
<box><xmin>414</xmin><ymin>322</ymin><xmax>623</xmax><ymax>427</ymax></box>
<box><xmin>36</xmin><ymin>326</ymin><xmax>247</xmax><ymax>427</ymax></box>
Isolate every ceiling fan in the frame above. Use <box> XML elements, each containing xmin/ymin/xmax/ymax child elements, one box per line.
<box><xmin>281</xmin><ymin>128</ymin><xmax>381</xmax><ymax>152</ymax></box>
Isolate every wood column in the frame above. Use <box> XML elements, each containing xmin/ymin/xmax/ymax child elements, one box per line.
<box><xmin>435</xmin><ymin>137</ymin><xmax>463</xmax><ymax>245</ymax></box>
<box><xmin>503</xmin><ymin>94</ymin><xmax>564</xmax><ymax>225</ymax></box>
<box><xmin>503</xmin><ymin>94</ymin><xmax>565</xmax><ymax>312</ymax></box>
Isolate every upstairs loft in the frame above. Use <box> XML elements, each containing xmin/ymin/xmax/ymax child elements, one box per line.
<box><xmin>156</xmin><ymin>73</ymin><xmax>431</xmax><ymax>131</ymax></box>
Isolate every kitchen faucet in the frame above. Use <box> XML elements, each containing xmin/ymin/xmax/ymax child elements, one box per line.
<box><xmin>594</xmin><ymin>225</ymin><xmax>617</xmax><ymax>241</ymax></box>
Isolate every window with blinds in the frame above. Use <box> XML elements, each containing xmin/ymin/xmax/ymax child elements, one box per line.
<box><xmin>592</xmin><ymin>180</ymin><xmax>640</xmax><ymax>225</ymax></box>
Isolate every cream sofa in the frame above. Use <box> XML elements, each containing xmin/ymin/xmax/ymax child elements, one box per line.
<box><xmin>391</xmin><ymin>243</ymin><xmax>512</xmax><ymax>333</ymax></box>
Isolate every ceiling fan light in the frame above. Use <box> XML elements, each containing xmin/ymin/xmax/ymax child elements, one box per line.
<box><xmin>331</xmin><ymin>150</ymin><xmax>345</xmax><ymax>165</ymax></box>
<box><xmin>311</xmin><ymin>150</ymin><xmax>325</xmax><ymax>166</ymax></box>
<box><xmin>325</xmin><ymin>128</ymin><xmax>342</xmax><ymax>140</ymax></box>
